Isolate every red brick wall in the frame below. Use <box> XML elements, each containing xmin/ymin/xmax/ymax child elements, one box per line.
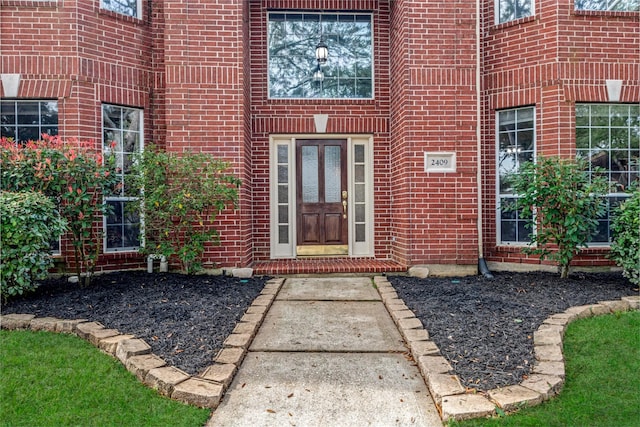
<box><xmin>3</xmin><ymin>0</ymin><xmax>636</xmax><ymax>272</ymax></box>
<box><xmin>249</xmin><ymin>0</ymin><xmax>395</xmax><ymax>261</ymax></box>
<box><xmin>154</xmin><ymin>0</ymin><xmax>253</xmax><ymax>269</ymax></box>
<box><xmin>388</xmin><ymin>0</ymin><xmax>480</xmax><ymax>267</ymax></box>
<box><xmin>1</xmin><ymin>0</ymin><xmax>154</xmax><ymax>272</ymax></box>
<box><xmin>481</xmin><ymin>0</ymin><xmax>640</xmax><ymax>268</ymax></box>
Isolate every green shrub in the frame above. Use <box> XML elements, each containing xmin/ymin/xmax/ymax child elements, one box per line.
<box><xmin>609</xmin><ymin>187</ymin><xmax>640</xmax><ymax>285</ymax></box>
<box><xmin>504</xmin><ymin>156</ymin><xmax>609</xmax><ymax>278</ymax></box>
<box><xmin>131</xmin><ymin>147</ymin><xmax>241</xmax><ymax>274</ymax></box>
<box><xmin>0</xmin><ymin>191</ymin><xmax>67</xmax><ymax>301</ymax></box>
<box><xmin>1</xmin><ymin>135</ymin><xmax>120</xmax><ymax>286</ymax></box>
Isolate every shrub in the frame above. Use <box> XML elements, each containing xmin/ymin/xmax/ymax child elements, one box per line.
<box><xmin>0</xmin><ymin>191</ymin><xmax>67</xmax><ymax>301</ymax></box>
<box><xmin>131</xmin><ymin>147</ymin><xmax>241</xmax><ymax>274</ymax></box>
<box><xmin>504</xmin><ymin>156</ymin><xmax>609</xmax><ymax>278</ymax></box>
<box><xmin>0</xmin><ymin>135</ymin><xmax>120</xmax><ymax>286</ymax></box>
<box><xmin>609</xmin><ymin>187</ymin><xmax>640</xmax><ymax>285</ymax></box>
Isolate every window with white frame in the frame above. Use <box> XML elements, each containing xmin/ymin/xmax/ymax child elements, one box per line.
<box><xmin>497</xmin><ymin>0</ymin><xmax>533</xmax><ymax>23</ymax></box>
<box><xmin>1</xmin><ymin>100</ymin><xmax>58</xmax><ymax>142</ymax></box>
<box><xmin>102</xmin><ymin>104</ymin><xmax>142</xmax><ymax>252</ymax></box>
<box><xmin>268</xmin><ymin>12</ymin><xmax>373</xmax><ymax>99</ymax></box>
<box><xmin>575</xmin><ymin>0</ymin><xmax>639</xmax><ymax>11</ymax></box>
<box><xmin>497</xmin><ymin>106</ymin><xmax>535</xmax><ymax>244</ymax></box>
<box><xmin>576</xmin><ymin>103</ymin><xmax>640</xmax><ymax>243</ymax></box>
<box><xmin>101</xmin><ymin>0</ymin><xmax>142</xmax><ymax>18</ymax></box>
<box><xmin>1</xmin><ymin>99</ymin><xmax>61</xmax><ymax>254</ymax></box>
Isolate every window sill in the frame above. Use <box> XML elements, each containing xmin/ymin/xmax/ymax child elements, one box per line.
<box><xmin>267</xmin><ymin>98</ymin><xmax>376</xmax><ymax>104</ymax></box>
<box><xmin>490</xmin><ymin>15</ymin><xmax>537</xmax><ymax>32</ymax></box>
<box><xmin>496</xmin><ymin>244</ymin><xmax>612</xmax><ymax>253</ymax></box>
<box><xmin>104</xmin><ymin>248</ymin><xmax>140</xmax><ymax>254</ymax></box>
<box><xmin>495</xmin><ymin>244</ymin><xmax>530</xmax><ymax>252</ymax></box>
<box><xmin>1</xmin><ymin>0</ymin><xmax>58</xmax><ymax>7</ymax></box>
<box><xmin>580</xmin><ymin>245</ymin><xmax>612</xmax><ymax>253</ymax></box>
<box><xmin>98</xmin><ymin>8</ymin><xmax>146</xmax><ymax>26</ymax></box>
<box><xmin>573</xmin><ymin>9</ymin><xmax>639</xmax><ymax>19</ymax></box>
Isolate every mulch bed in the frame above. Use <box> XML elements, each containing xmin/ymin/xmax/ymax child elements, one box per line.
<box><xmin>2</xmin><ymin>271</ymin><xmax>268</xmax><ymax>375</ymax></box>
<box><xmin>388</xmin><ymin>271</ymin><xmax>637</xmax><ymax>391</ymax></box>
<box><xmin>2</xmin><ymin>269</ymin><xmax>636</xmax><ymax>391</ymax></box>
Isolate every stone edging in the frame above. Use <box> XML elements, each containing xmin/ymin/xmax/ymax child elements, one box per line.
<box><xmin>374</xmin><ymin>276</ymin><xmax>640</xmax><ymax>422</ymax></box>
<box><xmin>0</xmin><ymin>277</ymin><xmax>284</xmax><ymax>409</ymax></box>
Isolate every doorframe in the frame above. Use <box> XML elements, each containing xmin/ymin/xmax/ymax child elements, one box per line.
<box><xmin>269</xmin><ymin>134</ymin><xmax>375</xmax><ymax>259</ymax></box>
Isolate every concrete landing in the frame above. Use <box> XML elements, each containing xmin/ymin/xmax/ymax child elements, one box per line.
<box><xmin>207</xmin><ymin>277</ymin><xmax>442</xmax><ymax>427</ymax></box>
<box><xmin>250</xmin><ymin>301</ymin><xmax>406</xmax><ymax>352</ymax></box>
<box><xmin>277</xmin><ymin>276</ymin><xmax>380</xmax><ymax>301</ymax></box>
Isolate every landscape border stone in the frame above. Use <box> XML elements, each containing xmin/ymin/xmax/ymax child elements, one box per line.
<box><xmin>377</xmin><ymin>276</ymin><xmax>640</xmax><ymax>422</ymax></box>
<box><xmin>0</xmin><ymin>277</ymin><xmax>285</xmax><ymax>410</ymax></box>
<box><xmin>2</xmin><ymin>277</ymin><xmax>635</xmax><ymax>417</ymax></box>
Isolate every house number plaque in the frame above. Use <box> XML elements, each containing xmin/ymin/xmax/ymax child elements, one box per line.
<box><xmin>424</xmin><ymin>152</ymin><xmax>456</xmax><ymax>173</ymax></box>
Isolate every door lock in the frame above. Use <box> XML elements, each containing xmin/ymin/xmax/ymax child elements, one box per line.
<box><xmin>342</xmin><ymin>191</ymin><xmax>348</xmax><ymax>218</ymax></box>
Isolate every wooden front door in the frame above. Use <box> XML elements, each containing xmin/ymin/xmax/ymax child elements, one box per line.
<box><xmin>296</xmin><ymin>139</ymin><xmax>348</xmax><ymax>255</ymax></box>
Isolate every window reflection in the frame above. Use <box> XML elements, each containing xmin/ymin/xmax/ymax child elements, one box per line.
<box><xmin>268</xmin><ymin>12</ymin><xmax>373</xmax><ymax>99</ymax></box>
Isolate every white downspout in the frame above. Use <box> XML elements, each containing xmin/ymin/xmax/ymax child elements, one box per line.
<box><xmin>476</xmin><ymin>0</ymin><xmax>494</xmax><ymax>278</ymax></box>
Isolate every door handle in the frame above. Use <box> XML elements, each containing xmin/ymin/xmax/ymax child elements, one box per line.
<box><xmin>342</xmin><ymin>190</ymin><xmax>348</xmax><ymax>218</ymax></box>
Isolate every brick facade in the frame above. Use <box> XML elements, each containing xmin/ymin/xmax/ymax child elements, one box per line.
<box><xmin>481</xmin><ymin>0</ymin><xmax>640</xmax><ymax>269</ymax></box>
<box><xmin>1</xmin><ymin>0</ymin><xmax>638</xmax><ymax>273</ymax></box>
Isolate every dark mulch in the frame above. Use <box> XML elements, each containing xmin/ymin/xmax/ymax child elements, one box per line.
<box><xmin>389</xmin><ymin>271</ymin><xmax>637</xmax><ymax>391</ymax></box>
<box><xmin>1</xmin><ymin>271</ymin><xmax>268</xmax><ymax>376</ymax></box>
<box><xmin>2</xmin><ymin>269</ymin><xmax>637</xmax><ymax>392</ymax></box>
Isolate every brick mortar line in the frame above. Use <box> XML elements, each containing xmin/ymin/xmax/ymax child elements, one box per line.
<box><xmin>374</xmin><ymin>276</ymin><xmax>640</xmax><ymax>422</ymax></box>
<box><xmin>0</xmin><ymin>277</ymin><xmax>285</xmax><ymax>410</ymax></box>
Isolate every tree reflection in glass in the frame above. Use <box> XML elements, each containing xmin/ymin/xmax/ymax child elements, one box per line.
<box><xmin>268</xmin><ymin>12</ymin><xmax>373</xmax><ymax>99</ymax></box>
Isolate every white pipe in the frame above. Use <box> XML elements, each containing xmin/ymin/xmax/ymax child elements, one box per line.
<box><xmin>147</xmin><ymin>254</ymin><xmax>168</xmax><ymax>273</ymax></box>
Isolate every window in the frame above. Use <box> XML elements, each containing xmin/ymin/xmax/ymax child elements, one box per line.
<box><xmin>1</xmin><ymin>100</ymin><xmax>61</xmax><ymax>254</ymax></box>
<box><xmin>575</xmin><ymin>0</ymin><xmax>639</xmax><ymax>11</ymax></box>
<box><xmin>100</xmin><ymin>0</ymin><xmax>142</xmax><ymax>18</ymax></box>
<box><xmin>497</xmin><ymin>107</ymin><xmax>535</xmax><ymax>244</ymax></box>
<box><xmin>102</xmin><ymin>104</ymin><xmax>142</xmax><ymax>252</ymax></box>
<box><xmin>1</xmin><ymin>100</ymin><xmax>58</xmax><ymax>142</ymax></box>
<box><xmin>497</xmin><ymin>0</ymin><xmax>533</xmax><ymax>23</ymax></box>
<box><xmin>268</xmin><ymin>12</ymin><xmax>373</xmax><ymax>99</ymax></box>
<box><xmin>576</xmin><ymin>103</ymin><xmax>640</xmax><ymax>243</ymax></box>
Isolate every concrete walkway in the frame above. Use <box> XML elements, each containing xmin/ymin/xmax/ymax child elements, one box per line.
<box><xmin>207</xmin><ymin>277</ymin><xmax>443</xmax><ymax>426</ymax></box>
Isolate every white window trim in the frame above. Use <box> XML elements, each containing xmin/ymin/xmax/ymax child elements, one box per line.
<box><xmin>576</xmin><ymin>103</ymin><xmax>638</xmax><ymax>246</ymax></box>
<box><xmin>100</xmin><ymin>0</ymin><xmax>143</xmax><ymax>19</ymax></box>
<box><xmin>269</xmin><ymin>136</ymin><xmax>296</xmax><ymax>258</ymax></box>
<box><xmin>102</xmin><ymin>104</ymin><xmax>144</xmax><ymax>253</ymax></box>
<box><xmin>495</xmin><ymin>0</ymin><xmax>535</xmax><ymax>25</ymax></box>
<box><xmin>575</xmin><ymin>0</ymin><xmax>639</xmax><ymax>12</ymax></box>
<box><xmin>266</xmin><ymin>11</ymin><xmax>375</xmax><ymax>101</ymax></box>
<box><xmin>495</xmin><ymin>106</ymin><xmax>536</xmax><ymax>246</ymax></box>
<box><xmin>269</xmin><ymin>134</ymin><xmax>375</xmax><ymax>259</ymax></box>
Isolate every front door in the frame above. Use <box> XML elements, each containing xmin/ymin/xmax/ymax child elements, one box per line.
<box><xmin>296</xmin><ymin>139</ymin><xmax>348</xmax><ymax>255</ymax></box>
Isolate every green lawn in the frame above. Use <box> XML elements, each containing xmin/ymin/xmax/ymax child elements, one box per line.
<box><xmin>449</xmin><ymin>310</ymin><xmax>640</xmax><ymax>427</ymax></box>
<box><xmin>0</xmin><ymin>330</ymin><xmax>211</xmax><ymax>427</ymax></box>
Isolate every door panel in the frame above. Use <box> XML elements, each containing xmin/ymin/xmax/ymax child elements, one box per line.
<box><xmin>296</xmin><ymin>139</ymin><xmax>348</xmax><ymax>255</ymax></box>
<box><xmin>300</xmin><ymin>213</ymin><xmax>320</xmax><ymax>244</ymax></box>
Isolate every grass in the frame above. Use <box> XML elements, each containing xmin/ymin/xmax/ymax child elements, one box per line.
<box><xmin>449</xmin><ymin>310</ymin><xmax>640</xmax><ymax>427</ymax></box>
<box><xmin>0</xmin><ymin>330</ymin><xmax>211</xmax><ymax>427</ymax></box>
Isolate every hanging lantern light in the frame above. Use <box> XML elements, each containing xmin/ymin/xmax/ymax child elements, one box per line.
<box><xmin>315</xmin><ymin>40</ymin><xmax>328</xmax><ymax>64</ymax></box>
<box><xmin>313</xmin><ymin>63</ymin><xmax>324</xmax><ymax>82</ymax></box>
